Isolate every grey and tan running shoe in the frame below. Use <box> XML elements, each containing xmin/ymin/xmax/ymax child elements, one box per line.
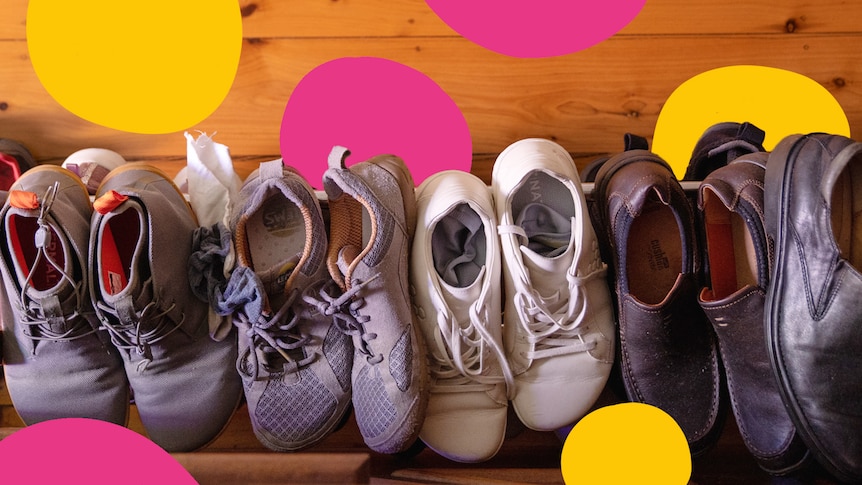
<box><xmin>310</xmin><ymin>146</ymin><xmax>429</xmax><ymax>454</ymax></box>
<box><xmin>88</xmin><ymin>163</ymin><xmax>242</xmax><ymax>452</ymax></box>
<box><xmin>215</xmin><ymin>159</ymin><xmax>353</xmax><ymax>451</ymax></box>
<box><xmin>0</xmin><ymin>165</ymin><xmax>129</xmax><ymax>425</ymax></box>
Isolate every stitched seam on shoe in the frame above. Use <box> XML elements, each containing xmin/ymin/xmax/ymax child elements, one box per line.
<box><xmin>708</xmin><ymin>290</ymin><xmax>776</xmax><ymax>456</ymax></box>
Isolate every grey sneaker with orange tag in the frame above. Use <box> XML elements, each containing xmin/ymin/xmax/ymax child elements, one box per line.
<box><xmin>0</xmin><ymin>165</ymin><xmax>129</xmax><ymax>426</ymax></box>
<box><xmin>89</xmin><ymin>163</ymin><xmax>242</xmax><ymax>452</ymax></box>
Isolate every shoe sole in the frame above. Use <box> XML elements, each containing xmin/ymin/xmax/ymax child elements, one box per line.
<box><xmin>366</xmin><ymin>155</ymin><xmax>432</xmax><ymax>454</ymax></box>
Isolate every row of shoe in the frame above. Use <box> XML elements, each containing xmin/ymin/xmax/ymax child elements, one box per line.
<box><xmin>0</xmin><ymin>158</ymin><xmax>242</xmax><ymax>452</ymax></box>
<box><xmin>585</xmin><ymin>123</ymin><xmax>862</xmax><ymax>483</ymax></box>
<box><xmin>1</xmin><ymin>128</ymin><xmax>860</xmax><ymax>480</ymax></box>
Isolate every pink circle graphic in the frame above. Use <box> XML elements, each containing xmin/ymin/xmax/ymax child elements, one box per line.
<box><xmin>280</xmin><ymin>57</ymin><xmax>472</xmax><ymax>188</ymax></box>
<box><xmin>425</xmin><ymin>0</ymin><xmax>646</xmax><ymax>58</ymax></box>
<box><xmin>0</xmin><ymin>419</ymin><xmax>197</xmax><ymax>483</ymax></box>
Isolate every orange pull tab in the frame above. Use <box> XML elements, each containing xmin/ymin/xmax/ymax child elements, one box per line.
<box><xmin>9</xmin><ymin>190</ymin><xmax>39</xmax><ymax>210</ymax></box>
<box><xmin>94</xmin><ymin>190</ymin><xmax>129</xmax><ymax>214</ymax></box>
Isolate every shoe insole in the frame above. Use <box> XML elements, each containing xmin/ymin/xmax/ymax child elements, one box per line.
<box><xmin>246</xmin><ymin>194</ymin><xmax>306</xmax><ymax>277</ymax></box>
<box><xmin>511</xmin><ymin>171</ymin><xmax>575</xmax><ymax>257</ymax></box>
<box><xmin>8</xmin><ymin>215</ymin><xmax>65</xmax><ymax>291</ymax></box>
<box><xmin>626</xmin><ymin>198</ymin><xmax>682</xmax><ymax>305</ymax></box>
<box><xmin>431</xmin><ymin>203</ymin><xmax>486</xmax><ymax>288</ymax></box>
<box><xmin>702</xmin><ymin>189</ymin><xmax>757</xmax><ymax>300</ymax></box>
<box><xmin>100</xmin><ymin>208</ymin><xmax>141</xmax><ymax>296</ymax></box>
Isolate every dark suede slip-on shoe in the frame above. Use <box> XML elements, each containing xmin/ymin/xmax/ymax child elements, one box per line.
<box><xmin>698</xmin><ymin>152</ymin><xmax>810</xmax><ymax>475</ymax></box>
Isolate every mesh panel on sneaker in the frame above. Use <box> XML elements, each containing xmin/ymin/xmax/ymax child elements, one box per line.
<box><xmin>389</xmin><ymin>326</ymin><xmax>414</xmax><ymax>392</ymax></box>
<box><xmin>256</xmin><ymin>369</ymin><xmax>338</xmax><ymax>443</ymax></box>
<box><xmin>323</xmin><ymin>323</ymin><xmax>352</xmax><ymax>392</ymax></box>
<box><xmin>354</xmin><ymin>365</ymin><xmax>397</xmax><ymax>439</ymax></box>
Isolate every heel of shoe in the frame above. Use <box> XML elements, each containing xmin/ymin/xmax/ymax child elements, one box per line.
<box><xmin>372</xmin><ymin>156</ymin><xmax>417</xmax><ymax>242</ymax></box>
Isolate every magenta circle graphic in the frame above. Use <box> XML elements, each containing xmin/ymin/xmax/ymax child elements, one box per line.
<box><xmin>280</xmin><ymin>57</ymin><xmax>472</xmax><ymax>189</ymax></box>
<box><xmin>0</xmin><ymin>419</ymin><xmax>197</xmax><ymax>483</ymax></box>
<box><xmin>425</xmin><ymin>0</ymin><xmax>646</xmax><ymax>58</ymax></box>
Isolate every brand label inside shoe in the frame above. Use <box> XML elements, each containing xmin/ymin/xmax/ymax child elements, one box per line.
<box><xmin>261</xmin><ymin>203</ymin><xmax>303</xmax><ymax>237</ymax></box>
<box><xmin>107</xmin><ymin>271</ymin><xmax>125</xmax><ymax>294</ymax></box>
<box><xmin>529</xmin><ymin>177</ymin><xmax>544</xmax><ymax>202</ymax></box>
<box><xmin>275</xmin><ymin>260</ymin><xmax>296</xmax><ymax>287</ymax></box>
<box><xmin>265</xmin><ymin>259</ymin><xmax>298</xmax><ymax>297</ymax></box>
<box><xmin>647</xmin><ymin>239</ymin><xmax>670</xmax><ymax>271</ymax></box>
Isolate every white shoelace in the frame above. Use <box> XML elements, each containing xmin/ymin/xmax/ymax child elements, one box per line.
<box><xmin>499</xmin><ymin>217</ymin><xmax>608</xmax><ymax>362</ymax></box>
<box><xmin>427</xmin><ymin>280</ymin><xmax>516</xmax><ymax>400</ymax></box>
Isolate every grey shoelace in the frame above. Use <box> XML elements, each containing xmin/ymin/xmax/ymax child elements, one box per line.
<box><xmin>17</xmin><ymin>182</ymin><xmax>95</xmax><ymax>348</ymax></box>
<box><xmin>304</xmin><ymin>274</ymin><xmax>382</xmax><ymax>364</ymax></box>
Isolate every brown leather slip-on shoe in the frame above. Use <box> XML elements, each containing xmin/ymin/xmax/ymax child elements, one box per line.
<box><xmin>592</xmin><ymin>149</ymin><xmax>725</xmax><ymax>457</ymax></box>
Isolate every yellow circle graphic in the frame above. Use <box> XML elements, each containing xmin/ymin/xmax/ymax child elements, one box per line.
<box><xmin>561</xmin><ymin>403</ymin><xmax>691</xmax><ymax>485</ymax></box>
<box><xmin>653</xmin><ymin>65</ymin><xmax>850</xmax><ymax>178</ymax></box>
<box><xmin>27</xmin><ymin>0</ymin><xmax>242</xmax><ymax>134</ymax></box>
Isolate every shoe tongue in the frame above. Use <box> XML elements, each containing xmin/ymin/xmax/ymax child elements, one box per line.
<box><xmin>521</xmin><ymin>242</ymin><xmax>574</xmax><ymax>296</ymax></box>
<box><xmin>438</xmin><ymin>265</ymin><xmax>485</xmax><ymax>318</ymax></box>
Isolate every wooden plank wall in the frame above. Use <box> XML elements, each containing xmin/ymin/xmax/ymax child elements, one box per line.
<box><xmin>1</xmin><ymin>0</ymin><xmax>860</xmax><ymax>183</ymax></box>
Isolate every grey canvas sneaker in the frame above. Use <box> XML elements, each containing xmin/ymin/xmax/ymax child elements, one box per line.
<box><xmin>310</xmin><ymin>146</ymin><xmax>429</xmax><ymax>454</ymax></box>
<box><xmin>214</xmin><ymin>159</ymin><xmax>353</xmax><ymax>451</ymax></box>
<box><xmin>0</xmin><ymin>165</ymin><xmax>129</xmax><ymax>425</ymax></box>
<box><xmin>88</xmin><ymin>163</ymin><xmax>242</xmax><ymax>452</ymax></box>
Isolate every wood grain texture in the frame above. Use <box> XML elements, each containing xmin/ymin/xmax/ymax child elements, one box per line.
<box><xmin>0</xmin><ymin>33</ymin><xmax>859</xmax><ymax>170</ymax></box>
<box><xmin>2</xmin><ymin>1</ymin><xmax>859</xmax><ymax>39</ymax></box>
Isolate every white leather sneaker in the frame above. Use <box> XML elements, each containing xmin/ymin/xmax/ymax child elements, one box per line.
<box><xmin>491</xmin><ymin>138</ymin><xmax>615</xmax><ymax>431</ymax></box>
<box><xmin>410</xmin><ymin>170</ymin><xmax>514</xmax><ymax>463</ymax></box>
